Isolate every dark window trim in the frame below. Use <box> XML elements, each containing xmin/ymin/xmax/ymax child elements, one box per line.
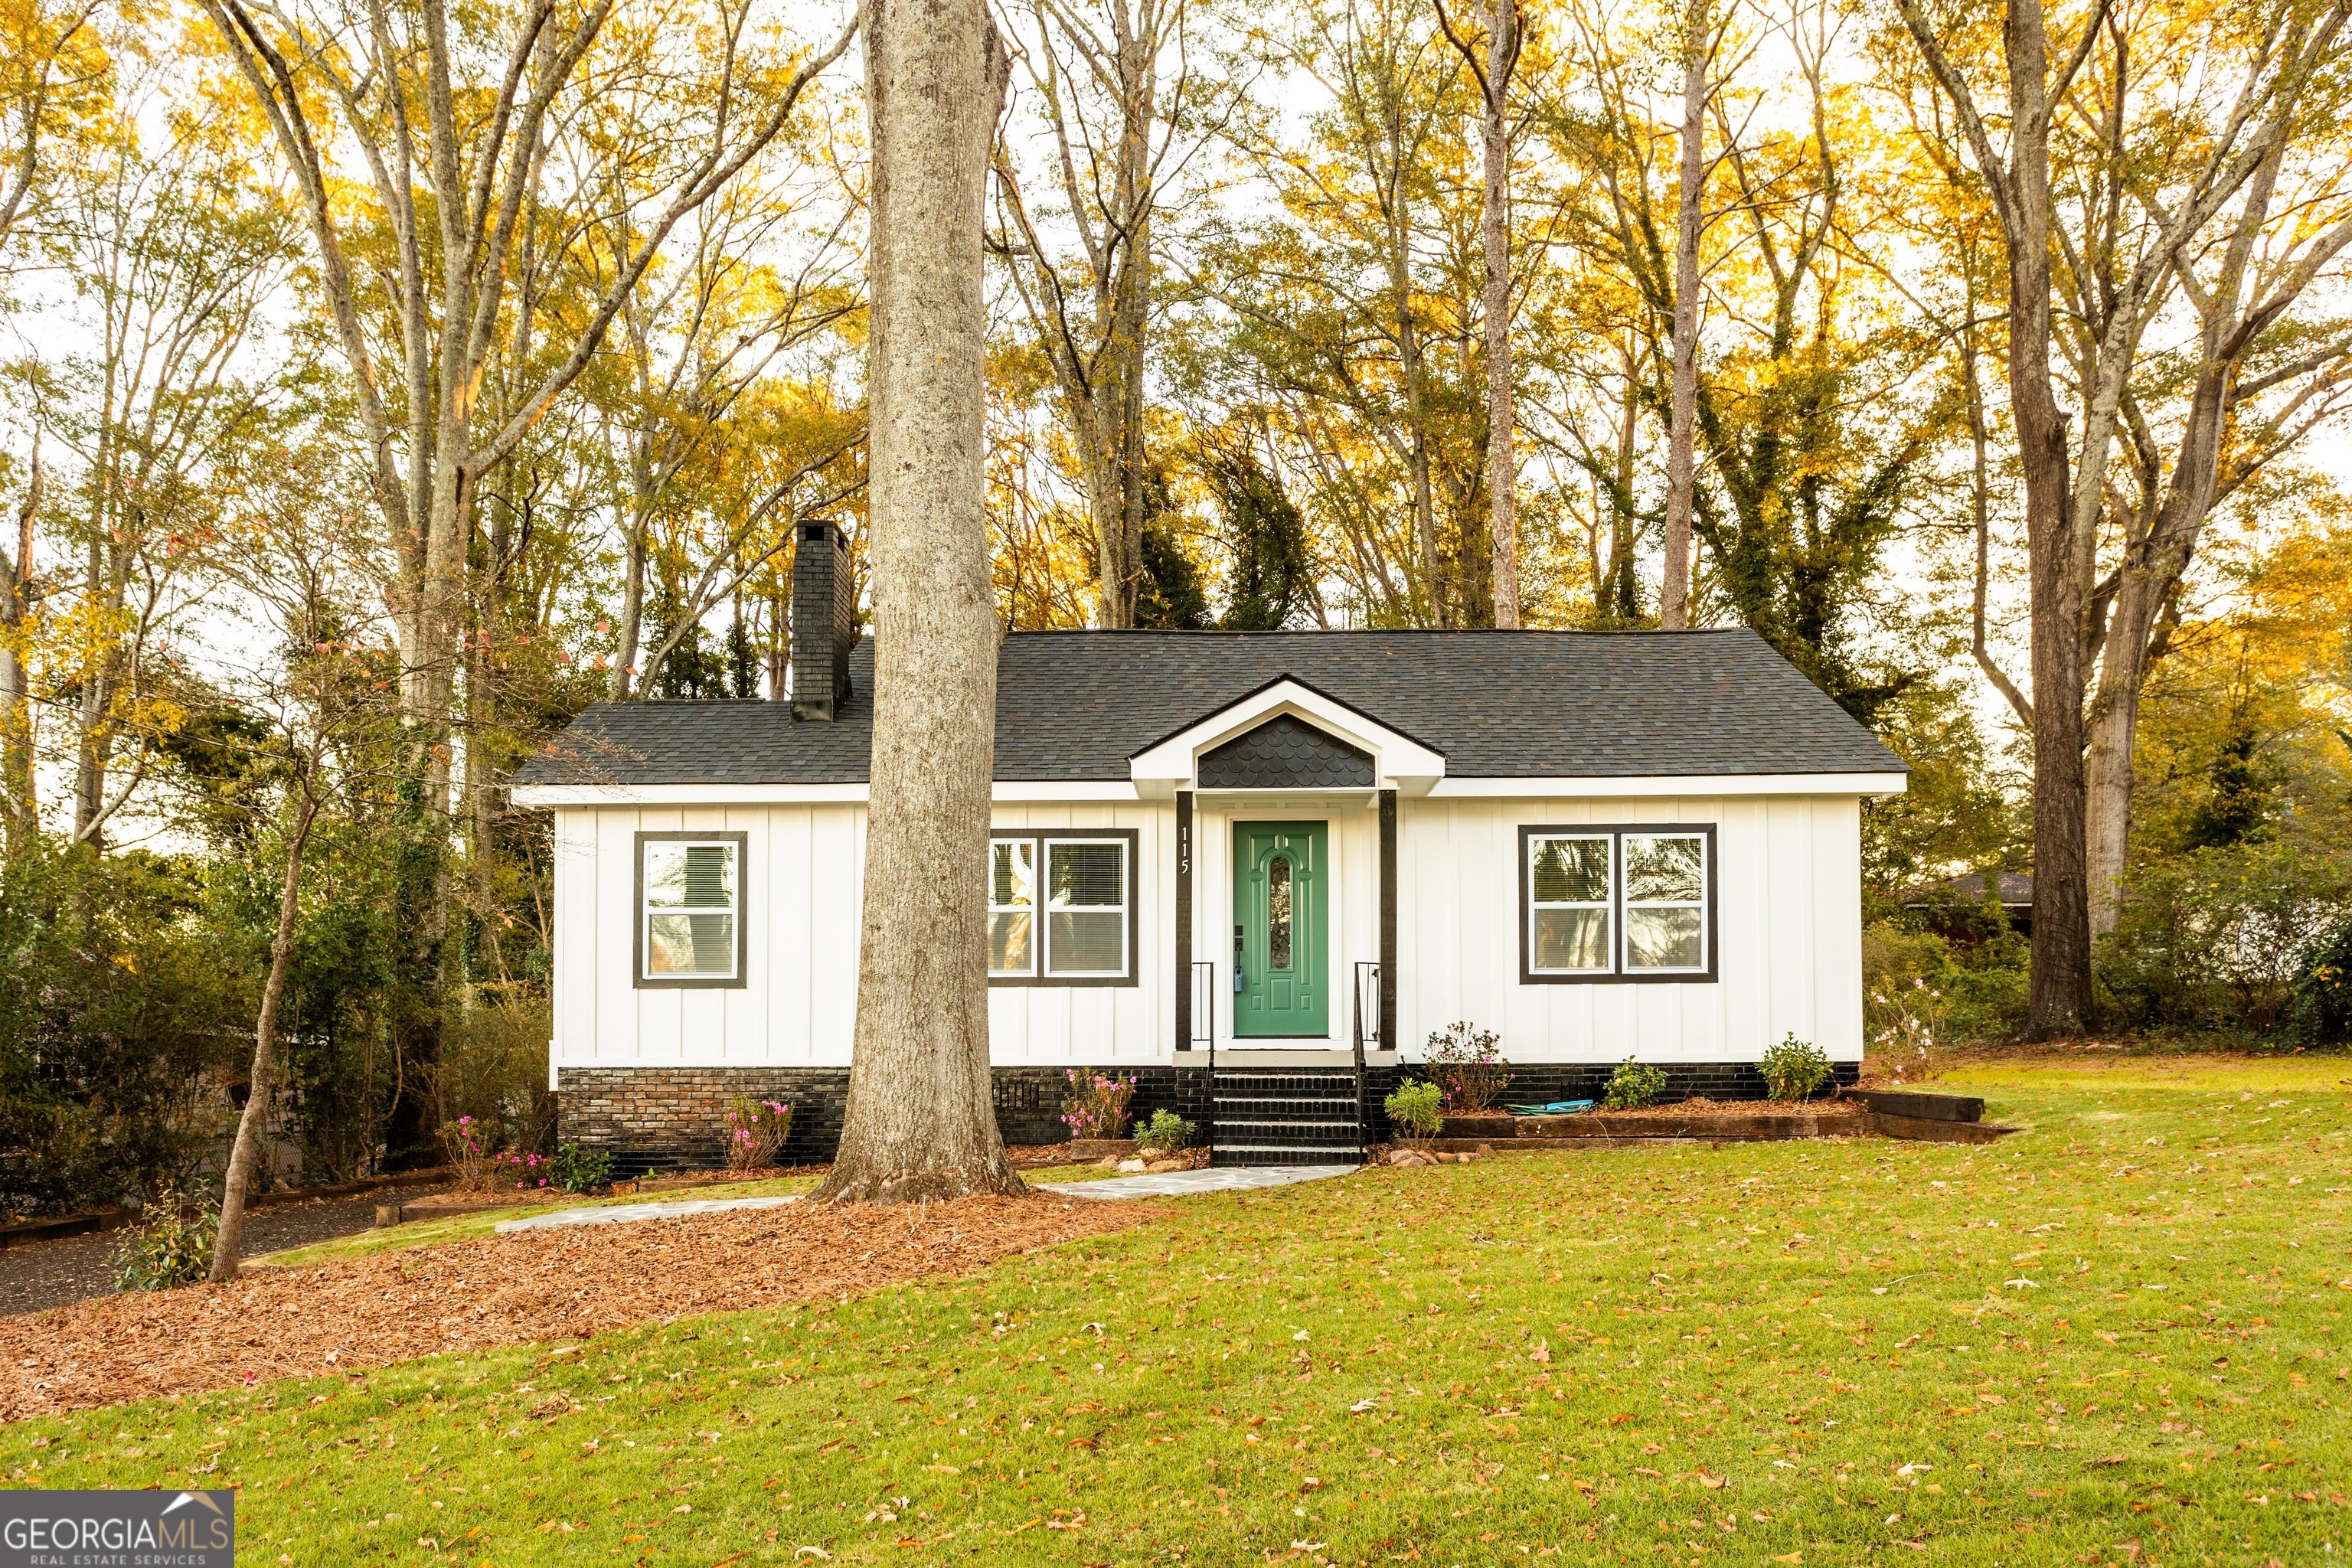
<box><xmin>634</xmin><ymin>830</ymin><xmax>750</xmax><ymax>989</ymax></box>
<box><xmin>1517</xmin><ymin>822</ymin><xmax>1719</xmax><ymax>985</ymax></box>
<box><xmin>988</xmin><ymin>828</ymin><xmax>1141</xmax><ymax>988</ymax></box>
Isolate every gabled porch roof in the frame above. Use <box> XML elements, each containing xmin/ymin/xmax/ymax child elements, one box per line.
<box><xmin>1128</xmin><ymin>675</ymin><xmax>1447</xmax><ymax>799</ymax></box>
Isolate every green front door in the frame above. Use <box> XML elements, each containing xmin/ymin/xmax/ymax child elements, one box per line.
<box><xmin>1233</xmin><ymin>821</ymin><xmax>1329</xmax><ymax>1037</ymax></box>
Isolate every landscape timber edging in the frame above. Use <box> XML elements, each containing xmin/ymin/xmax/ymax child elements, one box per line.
<box><xmin>1419</xmin><ymin>1109</ymin><xmax>2022</xmax><ymax>1150</ymax></box>
<box><xmin>1840</xmin><ymin>1088</ymin><xmax>1987</xmax><ymax>1123</ymax></box>
<box><xmin>1860</xmin><ymin>1110</ymin><xmax>2020</xmax><ymax>1144</ymax></box>
<box><xmin>0</xmin><ymin>1208</ymin><xmax>131</xmax><ymax>1250</ymax></box>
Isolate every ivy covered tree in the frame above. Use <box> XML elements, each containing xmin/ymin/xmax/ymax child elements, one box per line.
<box><xmin>1204</xmin><ymin>449</ymin><xmax>1315</xmax><ymax>632</ymax></box>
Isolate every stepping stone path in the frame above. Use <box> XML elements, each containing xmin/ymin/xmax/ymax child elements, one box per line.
<box><xmin>495</xmin><ymin>1194</ymin><xmax>802</xmax><ymax>1233</ymax></box>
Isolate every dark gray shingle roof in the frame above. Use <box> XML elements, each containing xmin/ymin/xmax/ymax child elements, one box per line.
<box><xmin>511</xmin><ymin>629</ymin><xmax>1907</xmax><ymax>787</ymax></box>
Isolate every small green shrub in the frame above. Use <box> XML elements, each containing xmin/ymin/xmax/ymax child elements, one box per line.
<box><xmin>1424</xmin><ymin>1021</ymin><xmax>1510</xmax><ymax>1112</ymax></box>
<box><xmin>1383</xmin><ymin>1078</ymin><xmax>1445</xmax><ymax>1147</ymax></box>
<box><xmin>1759</xmin><ymin>1033</ymin><xmax>1833</xmax><ymax>1102</ymax></box>
<box><xmin>112</xmin><ymin>1188</ymin><xmax>216</xmax><ymax>1292</ymax></box>
<box><xmin>1136</xmin><ymin>1109</ymin><xmax>1196</xmax><ymax>1155</ymax></box>
<box><xmin>550</xmin><ymin>1142</ymin><xmax>612</xmax><ymax>1194</ymax></box>
<box><xmin>1603</xmin><ymin>1057</ymin><xmax>1668</xmax><ymax>1110</ymax></box>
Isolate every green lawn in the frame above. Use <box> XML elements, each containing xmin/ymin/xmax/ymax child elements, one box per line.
<box><xmin>8</xmin><ymin>1058</ymin><xmax>2349</xmax><ymax>1566</ymax></box>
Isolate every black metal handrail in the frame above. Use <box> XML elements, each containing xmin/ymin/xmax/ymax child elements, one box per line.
<box><xmin>1352</xmin><ymin>961</ymin><xmax>1381</xmax><ymax>1160</ymax></box>
<box><xmin>1191</xmin><ymin>960</ymin><xmax>1215</xmax><ymax>1157</ymax></box>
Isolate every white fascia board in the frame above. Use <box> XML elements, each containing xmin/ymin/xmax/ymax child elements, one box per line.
<box><xmin>1426</xmin><ymin>772</ymin><xmax>1909</xmax><ymax>799</ymax></box>
<box><xmin>510</xmin><ymin>779</ymin><xmax>1139</xmax><ymax>808</ymax></box>
<box><xmin>1128</xmin><ymin>679</ymin><xmax>1447</xmax><ymax>797</ymax></box>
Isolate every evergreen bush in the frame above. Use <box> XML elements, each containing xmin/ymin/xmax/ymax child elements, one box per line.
<box><xmin>1759</xmin><ymin>1034</ymin><xmax>1834</xmax><ymax>1102</ymax></box>
<box><xmin>1383</xmin><ymin>1079</ymin><xmax>1445</xmax><ymax>1148</ymax></box>
<box><xmin>1604</xmin><ymin>1057</ymin><xmax>1668</xmax><ymax>1110</ymax></box>
<box><xmin>111</xmin><ymin>1189</ymin><xmax>217</xmax><ymax>1292</ymax></box>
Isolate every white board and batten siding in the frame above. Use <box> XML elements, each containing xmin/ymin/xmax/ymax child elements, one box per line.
<box><xmin>1393</xmin><ymin>795</ymin><xmax>1864</xmax><ymax>1064</ymax></box>
<box><xmin>548</xmin><ymin>801</ymin><xmax>1175</xmax><ymax>1076</ymax></box>
<box><xmin>547</xmin><ymin>786</ymin><xmax>1865</xmax><ymax>1075</ymax></box>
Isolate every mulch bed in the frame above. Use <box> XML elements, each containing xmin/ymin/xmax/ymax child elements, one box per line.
<box><xmin>1583</xmin><ymin>1096</ymin><xmax>1859</xmax><ymax>1122</ymax></box>
<box><xmin>0</xmin><ymin>1193</ymin><xmax>1159</xmax><ymax>1421</ymax></box>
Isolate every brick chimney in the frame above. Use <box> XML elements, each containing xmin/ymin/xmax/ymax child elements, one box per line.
<box><xmin>789</xmin><ymin>520</ymin><xmax>856</xmax><ymax>720</ymax></box>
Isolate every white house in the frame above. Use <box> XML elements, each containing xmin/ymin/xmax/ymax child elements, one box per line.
<box><xmin>510</xmin><ymin>522</ymin><xmax>1907</xmax><ymax>1170</ymax></box>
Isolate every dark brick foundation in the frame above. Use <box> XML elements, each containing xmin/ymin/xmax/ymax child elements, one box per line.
<box><xmin>558</xmin><ymin>1059</ymin><xmax>1857</xmax><ymax>1174</ymax></box>
<box><xmin>558</xmin><ymin>1065</ymin><xmax>1187</xmax><ymax>1175</ymax></box>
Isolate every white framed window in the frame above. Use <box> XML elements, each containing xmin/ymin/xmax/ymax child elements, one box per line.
<box><xmin>1527</xmin><ymin>833</ymin><xmax>1613</xmax><ymax>974</ymax></box>
<box><xmin>1521</xmin><ymin>824</ymin><xmax>1715</xmax><ymax>983</ymax></box>
<box><xmin>637</xmin><ymin>832</ymin><xmax>746</xmax><ymax>987</ymax></box>
<box><xmin>989</xmin><ymin>830</ymin><xmax>1137</xmax><ymax>985</ymax></box>
<box><xmin>1622</xmin><ymin>832</ymin><xmax>1708</xmax><ymax>972</ymax></box>
<box><xmin>988</xmin><ymin>838</ymin><xmax>1037</xmax><ymax>977</ymax></box>
<box><xmin>1045</xmin><ymin>837</ymin><xmax>1128</xmax><ymax>977</ymax></box>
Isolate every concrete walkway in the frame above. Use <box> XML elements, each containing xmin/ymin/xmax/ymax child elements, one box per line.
<box><xmin>495</xmin><ymin>1194</ymin><xmax>802</xmax><ymax>1233</ymax></box>
<box><xmin>1037</xmin><ymin>1165</ymin><xmax>1357</xmax><ymax>1200</ymax></box>
<box><xmin>492</xmin><ymin>1164</ymin><xmax>1356</xmax><ymax>1234</ymax></box>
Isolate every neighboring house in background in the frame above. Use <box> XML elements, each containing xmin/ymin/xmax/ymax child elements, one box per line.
<box><xmin>1905</xmin><ymin>871</ymin><xmax>2034</xmax><ymax>938</ymax></box>
<box><xmin>509</xmin><ymin>521</ymin><xmax>1909</xmax><ymax>1172</ymax></box>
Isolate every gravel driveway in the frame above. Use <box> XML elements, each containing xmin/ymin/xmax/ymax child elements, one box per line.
<box><xmin>0</xmin><ymin>1186</ymin><xmax>447</xmax><ymax>1317</ymax></box>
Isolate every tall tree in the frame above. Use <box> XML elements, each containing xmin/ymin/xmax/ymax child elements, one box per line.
<box><xmin>993</xmin><ymin>0</ymin><xmax>1202</xmax><ymax>629</ymax></box>
<box><xmin>201</xmin><ymin>0</ymin><xmax>855</xmax><ymax>1107</ymax></box>
<box><xmin>0</xmin><ymin>453</ymin><xmax>38</xmax><ymax>853</ymax></box>
<box><xmin>1436</xmin><ymin>0</ymin><xmax>1524</xmax><ymax>626</ymax></box>
<box><xmin>816</xmin><ymin>0</ymin><xmax>1024</xmax><ymax>1203</ymax></box>
<box><xmin>1658</xmin><ymin>0</ymin><xmax>1711</xmax><ymax>629</ymax></box>
<box><xmin>1897</xmin><ymin>0</ymin><xmax>2352</xmax><ymax>1026</ymax></box>
<box><xmin>54</xmin><ymin>87</ymin><xmax>296</xmax><ymax>849</ymax></box>
<box><xmin>1194</xmin><ymin>0</ymin><xmax>1488</xmax><ymax>626</ymax></box>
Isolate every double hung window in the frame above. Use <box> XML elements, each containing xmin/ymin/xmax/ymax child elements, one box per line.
<box><xmin>988</xmin><ymin>831</ymin><xmax>1135</xmax><ymax>984</ymax></box>
<box><xmin>636</xmin><ymin>832</ymin><xmax>747</xmax><ymax>986</ymax></box>
<box><xmin>1521</xmin><ymin>825</ymin><xmax>1714</xmax><ymax>982</ymax></box>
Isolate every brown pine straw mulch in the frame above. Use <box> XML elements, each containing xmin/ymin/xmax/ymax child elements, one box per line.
<box><xmin>0</xmin><ymin>1192</ymin><xmax>1161</xmax><ymax>1422</ymax></box>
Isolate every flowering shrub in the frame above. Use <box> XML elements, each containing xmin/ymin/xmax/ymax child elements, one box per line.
<box><xmin>492</xmin><ymin>1150</ymin><xmax>552</xmax><ymax>1191</ymax></box>
<box><xmin>1060</xmin><ymin>1071</ymin><xmax>1138</xmax><ymax>1140</ymax></box>
<box><xmin>440</xmin><ymin>1116</ymin><xmax>495</xmax><ymax>1194</ymax></box>
<box><xmin>1869</xmin><ymin>976</ymin><xmax>1940</xmax><ymax>1080</ymax></box>
<box><xmin>1424</xmin><ymin>1020</ymin><xmax>1509</xmax><ymax>1112</ymax></box>
<box><xmin>726</xmin><ymin>1099</ymin><xmax>793</xmax><ymax>1172</ymax></box>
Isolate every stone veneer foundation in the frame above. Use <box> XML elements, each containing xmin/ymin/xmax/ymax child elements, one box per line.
<box><xmin>557</xmin><ymin>1060</ymin><xmax>1853</xmax><ymax>1175</ymax></box>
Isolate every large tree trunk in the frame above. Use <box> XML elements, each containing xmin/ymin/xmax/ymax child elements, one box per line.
<box><xmin>208</xmin><ymin>789</ymin><xmax>321</xmax><ymax>1281</ymax></box>
<box><xmin>816</xmin><ymin>0</ymin><xmax>1022</xmax><ymax>1204</ymax></box>
<box><xmin>1469</xmin><ymin>0</ymin><xmax>1521</xmax><ymax>629</ymax></box>
<box><xmin>1658</xmin><ymin>0</ymin><xmax>1706</xmax><ymax>632</ymax></box>
<box><xmin>0</xmin><ymin>460</ymin><xmax>37</xmax><ymax>852</ymax></box>
<box><xmin>1998</xmin><ymin>0</ymin><xmax>2092</xmax><ymax>1039</ymax></box>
